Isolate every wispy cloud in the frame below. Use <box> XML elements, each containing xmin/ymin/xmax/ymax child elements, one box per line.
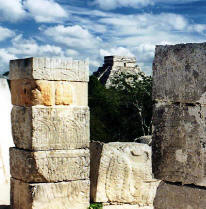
<box><xmin>42</xmin><ymin>24</ymin><xmax>102</xmax><ymax>49</ymax></box>
<box><xmin>91</xmin><ymin>0</ymin><xmax>203</xmax><ymax>10</ymax></box>
<box><xmin>0</xmin><ymin>0</ymin><xmax>26</xmax><ymax>22</ymax></box>
<box><xmin>0</xmin><ymin>1</ymin><xmax>205</xmax><ymax>75</ymax></box>
<box><xmin>8</xmin><ymin>35</ymin><xmax>64</xmax><ymax>57</ymax></box>
<box><xmin>0</xmin><ymin>0</ymin><xmax>68</xmax><ymax>23</ymax></box>
<box><xmin>0</xmin><ymin>27</ymin><xmax>15</xmax><ymax>41</ymax></box>
<box><xmin>24</xmin><ymin>0</ymin><xmax>68</xmax><ymax>23</ymax></box>
<box><xmin>0</xmin><ymin>49</ymin><xmax>16</xmax><ymax>73</ymax></box>
<box><xmin>92</xmin><ymin>0</ymin><xmax>153</xmax><ymax>10</ymax></box>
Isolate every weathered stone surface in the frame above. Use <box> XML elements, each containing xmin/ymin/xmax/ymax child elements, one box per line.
<box><xmin>154</xmin><ymin>181</ymin><xmax>206</xmax><ymax>209</ymax></box>
<box><xmin>90</xmin><ymin>142</ymin><xmax>160</xmax><ymax>205</ymax></box>
<box><xmin>11</xmin><ymin>178</ymin><xmax>90</xmax><ymax>209</ymax></box>
<box><xmin>134</xmin><ymin>135</ymin><xmax>152</xmax><ymax>146</ymax></box>
<box><xmin>104</xmin><ymin>56</ymin><xmax>137</xmax><ymax>64</ymax></box>
<box><xmin>11</xmin><ymin>106</ymin><xmax>89</xmax><ymax>150</ymax></box>
<box><xmin>103</xmin><ymin>205</ymin><xmax>153</xmax><ymax>209</ymax></box>
<box><xmin>9</xmin><ymin>57</ymin><xmax>89</xmax><ymax>81</ymax></box>
<box><xmin>153</xmin><ymin>43</ymin><xmax>206</xmax><ymax>104</ymax></box>
<box><xmin>94</xmin><ymin>56</ymin><xmax>141</xmax><ymax>88</ymax></box>
<box><xmin>11</xmin><ymin>79</ymin><xmax>88</xmax><ymax>106</ymax></box>
<box><xmin>10</xmin><ymin>148</ymin><xmax>89</xmax><ymax>182</ymax></box>
<box><xmin>152</xmin><ymin>102</ymin><xmax>206</xmax><ymax>186</ymax></box>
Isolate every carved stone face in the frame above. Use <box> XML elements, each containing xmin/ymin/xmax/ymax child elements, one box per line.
<box><xmin>91</xmin><ymin>142</ymin><xmax>160</xmax><ymax>205</ymax></box>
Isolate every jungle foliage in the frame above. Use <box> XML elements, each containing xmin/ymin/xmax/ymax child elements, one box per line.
<box><xmin>89</xmin><ymin>72</ymin><xmax>153</xmax><ymax>142</ymax></box>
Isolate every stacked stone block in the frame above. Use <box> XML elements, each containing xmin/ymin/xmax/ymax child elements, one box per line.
<box><xmin>152</xmin><ymin>43</ymin><xmax>206</xmax><ymax>208</ymax></box>
<box><xmin>93</xmin><ymin>56</ymin><xmax>141</xmax><ymax>88</ymax></box>
<box><xmin>9</xmin><ymin>57</ymin><xmax>90</xmax><ymax>209</ymax></box>
<box><xmin>90</xmin><ymin>142</ymin><xmax>160</xmax><ymax>209</ymax></box>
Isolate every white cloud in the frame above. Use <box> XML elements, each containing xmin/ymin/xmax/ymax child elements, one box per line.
<box><xmin>92</xmin><ymin>0</ymin><xmax>201</xmax><ymax>10</ymax></box>
<box><xmin>66</xmin><ymin>49</ymin><xmax>79</xmax><ymax>57</ymax></box>
<box><xmin>0</xmin><ymin>0</ymin><xmax>26</xmax><ymax>22</ymax></box>
<box><xmin>8</xmin><ymin>35</ymin><xmax>64</xmax><ymax>57</ymax></box>
<box><xmin>0</xmin><ymin>27</ymin><xmax>15</xmax><ymax>41</ymax></box>
<box><xmin>0</xmin><ymin>34</ymin><xmax>66</xmax><ymax>73</ymax></box>
<box><xmin>0</xmin><ymin>0</ymin><xmax>68</xmax><ymax>23</ymax></box>
<box><xmin>90</xmin><ymin>60</ymin><xmax>100</xmax><ymax>67</ymax></box>
<box><xmin>99</xmin><ymin>13</ymin><xmax>189</xmax><ymax>36</ymax></box>
<box><xmin>93</xmin><ymin>0</ymin><xmax>153</xmax><ymax>10</ymax></box>
<box><xmin>100</xmin><ymin>47</ymin><xmax>135</xmax><ymax>57</ymax></box>
<box><xmin>94</xmin><ymin>12</ymin><xmax>206</xmax><ymax>74</ymax></box>
<box><xmin>188</xmin><ymin>24</ymin><xmax>206</xmax><ymax>33</ymax></box>
<box><xmin>24</xmin><ymin>0</ymin><xmax>68</xmax><ymax>23</ymax></box>
<box><xmin>0</xmin><ymin>49</ymin><xmax>17</xmax><ymax>73</ymax></box>
<box><xmin>43</xmin><ymin>25</ymin><xmax>102</xmax><ymax>49</ymax></box>
<box><xmin>156</xmin><ymin>0</ymin><xmax>201</xmax><ymax>4</ymax></box>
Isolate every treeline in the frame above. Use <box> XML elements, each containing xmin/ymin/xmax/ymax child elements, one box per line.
<box><xmin>89</xmin><ymin>72</ymin><xmax>153</xmax><ymax>143</ymax></box>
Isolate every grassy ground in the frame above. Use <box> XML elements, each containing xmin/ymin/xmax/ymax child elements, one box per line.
<box><xmin>89</xmin><ymin>203</ymin><xmax>103</xmax><ymax>209</ymax></box>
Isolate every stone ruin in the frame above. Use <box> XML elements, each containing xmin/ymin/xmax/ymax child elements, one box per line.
<box><xmin>93</xmin><ymin>56</ymin><xmax>141</xmax><ymax>88</ymax></box>
<box><xmin>9</xmin><ymin>58</ymin><xmax>90</xmax><ymax>209</ymax></box>
<box><xmin>152</xmin><ymin>42</ymin><xmax>206</xmax><ymax>208</ymax></box>
<box><xmin>90</xmin><ymin>142</ymin><xmax>160</xmax><ymax>208</ymax></box>
<box><xmin>0</xmin><ymin>42</ymin><xmax>206</xmax><ymax>208</ymax></box>
<box><xmin>6</xmin><ymin>56</ymin><xmax>160</xmax><ymax>209</ymax></box>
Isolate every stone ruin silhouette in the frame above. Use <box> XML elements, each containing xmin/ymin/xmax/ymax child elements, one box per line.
<box><xmin>1</xmin><ymin>42</ymin><xmax>206</xmax><ymax>208</ymax></box>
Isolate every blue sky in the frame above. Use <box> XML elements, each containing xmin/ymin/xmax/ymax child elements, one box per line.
<box><xmin>0</xmin><ymin>0</ymin><xmax>205</xmax><ymax>75</ymax></box>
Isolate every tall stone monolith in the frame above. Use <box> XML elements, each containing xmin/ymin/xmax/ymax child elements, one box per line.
<box><xmin>152</xmin><ymin>43</ymin><xmax>206</xmax><ymax>208</ymax></box>
<box><xmin>9</xmin><ymin>57</ymin><xmax>90</xmax><ymax>209</ymax></box>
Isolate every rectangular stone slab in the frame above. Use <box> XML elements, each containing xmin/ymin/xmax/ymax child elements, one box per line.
<box><xmin>11</xmin><ymin>106</ymin><xmax>89</xmax><ymax>150</ymax></box>
<box><xmin>10</xmin><ymin>148</ymin><xmax>89</xmax><ymax>182</ymax></box>
<box><xmin>11</xmin><ymin>178</ymin><xmax>90</xmax><ymax>209</ymax></box>
<box><xmin>90</xmin><ymin>142</ymin><xmax>160</xmax><ymax>205</ymax></box>
<box><xmin>154</xmin><ymin>181</ymin><xmax>206</xmax><ymax>209</ymax></box>
<box><xmin>152</xmin><ymin>43</ymin><xmax>206</xmax><ymax>104</ymax></box>
<box><xmin>9</xmin><ymin>57</ymin><xmax>89</xmax><ymax>81</ymax></box>
<box><xmin>152</xmin><ymin>102</ymin><xmax>206</xmax><ymax>186</ymax></box>
<box><xmin>11</xmin><ymin>79</ymin><xmax>88</xmax><ymax>106</ymax></box>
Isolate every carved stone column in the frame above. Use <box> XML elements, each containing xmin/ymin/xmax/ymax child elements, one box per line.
<box><xmin>152</xmin><ymin>43</ymin><xmax>206</xmax><ymax>208</ymax></box>
<box><xmin>9</xmin><ymin>57</ymin><xmax>90</xmax><ymax>209</ymax></box>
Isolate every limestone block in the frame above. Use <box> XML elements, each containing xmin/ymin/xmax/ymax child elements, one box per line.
<box><xmin>11</xmin><ymin>106</ymin><xmax>89</xmax><ymax>150</ymax></box>
<box><xmin>103</xmin><ymin>204</ymin><xmax>154</xmax><ymax>209</ymax></box>
<box><xmin>11</xmin><ymin>178</ymin><xmax>90</xmax><ymax>209</ymax></box>
<box><xmin>103</xmin><ymin>205</ymin><xmax>153</xmax><ymax>209</ymax></box>
<box><xmin>113</xmin><ymin>61</ymin><xmax>124</xmax><ymax>67</ymax></box>
<box><xmin>154</xmin><ymin>181</ymin><xmax>206</xmax><ymax>209</ymax></box>
<box><xmin>152</xmin><ymin>102</ymin><xmax>206</xmax><ymax>186</ymax></box>
<box><xmin>90</xmin><ymin>142</ymin><xmax>160</xmax><ymax>205</ymax></box>
<box><xmin>153</xmin><ymin>43</ymin><xmax>206</xmax><ymax>104</ymax></box>
<box><xmin>11</xmin><ymin>79</ymin><xmax>88</xmax><ymax>106</ymax></box>
<box><xmin>9</xmin><ymin>57</ymin><xmax>89</xmax><ymax>81</ymax></box>
<box><xmin>125</xmin><ymin>63</ymin><xmax>137</xmax><ymax>67</ymax></box>
<box><xmin>10</xmin><ymin>148</ymin><xmax>89</xmax><ymax>182</ymax></box>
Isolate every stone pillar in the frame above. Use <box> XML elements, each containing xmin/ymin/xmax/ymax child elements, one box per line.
<box><xmin>152</xmin><ymin>43</ymin><xmax>206</xmax><ymax>208</ymax></box>
<box><xmin>90</xmin><ymin>142</ymin><xmax>160</xmax><ymax>208</ymax></box>
<box><xmin>9</xmin><ymin>57</ymin><xmax>90</xmax><ymax>209</ymax></box>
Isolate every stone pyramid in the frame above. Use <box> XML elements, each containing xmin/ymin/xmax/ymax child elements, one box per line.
<box><xmin>94</xmin><ymin>56</ymin><xmax>141</xmax><ymax>88</ymax></box>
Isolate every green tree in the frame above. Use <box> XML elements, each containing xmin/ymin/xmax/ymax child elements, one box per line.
<box><xmin>89</xmin><ymin>75</ymin><xmax>122</xmax><ymax>142</ymax></box>
<box><xmin>110</xmin><ymin>72</ymin><xmax>153</xmax><ymax>137</ymax></box>
<box><xmin>89</xmin><ymin>72</ymin><xmax>152</xmax><ymax>142</ymax></box>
